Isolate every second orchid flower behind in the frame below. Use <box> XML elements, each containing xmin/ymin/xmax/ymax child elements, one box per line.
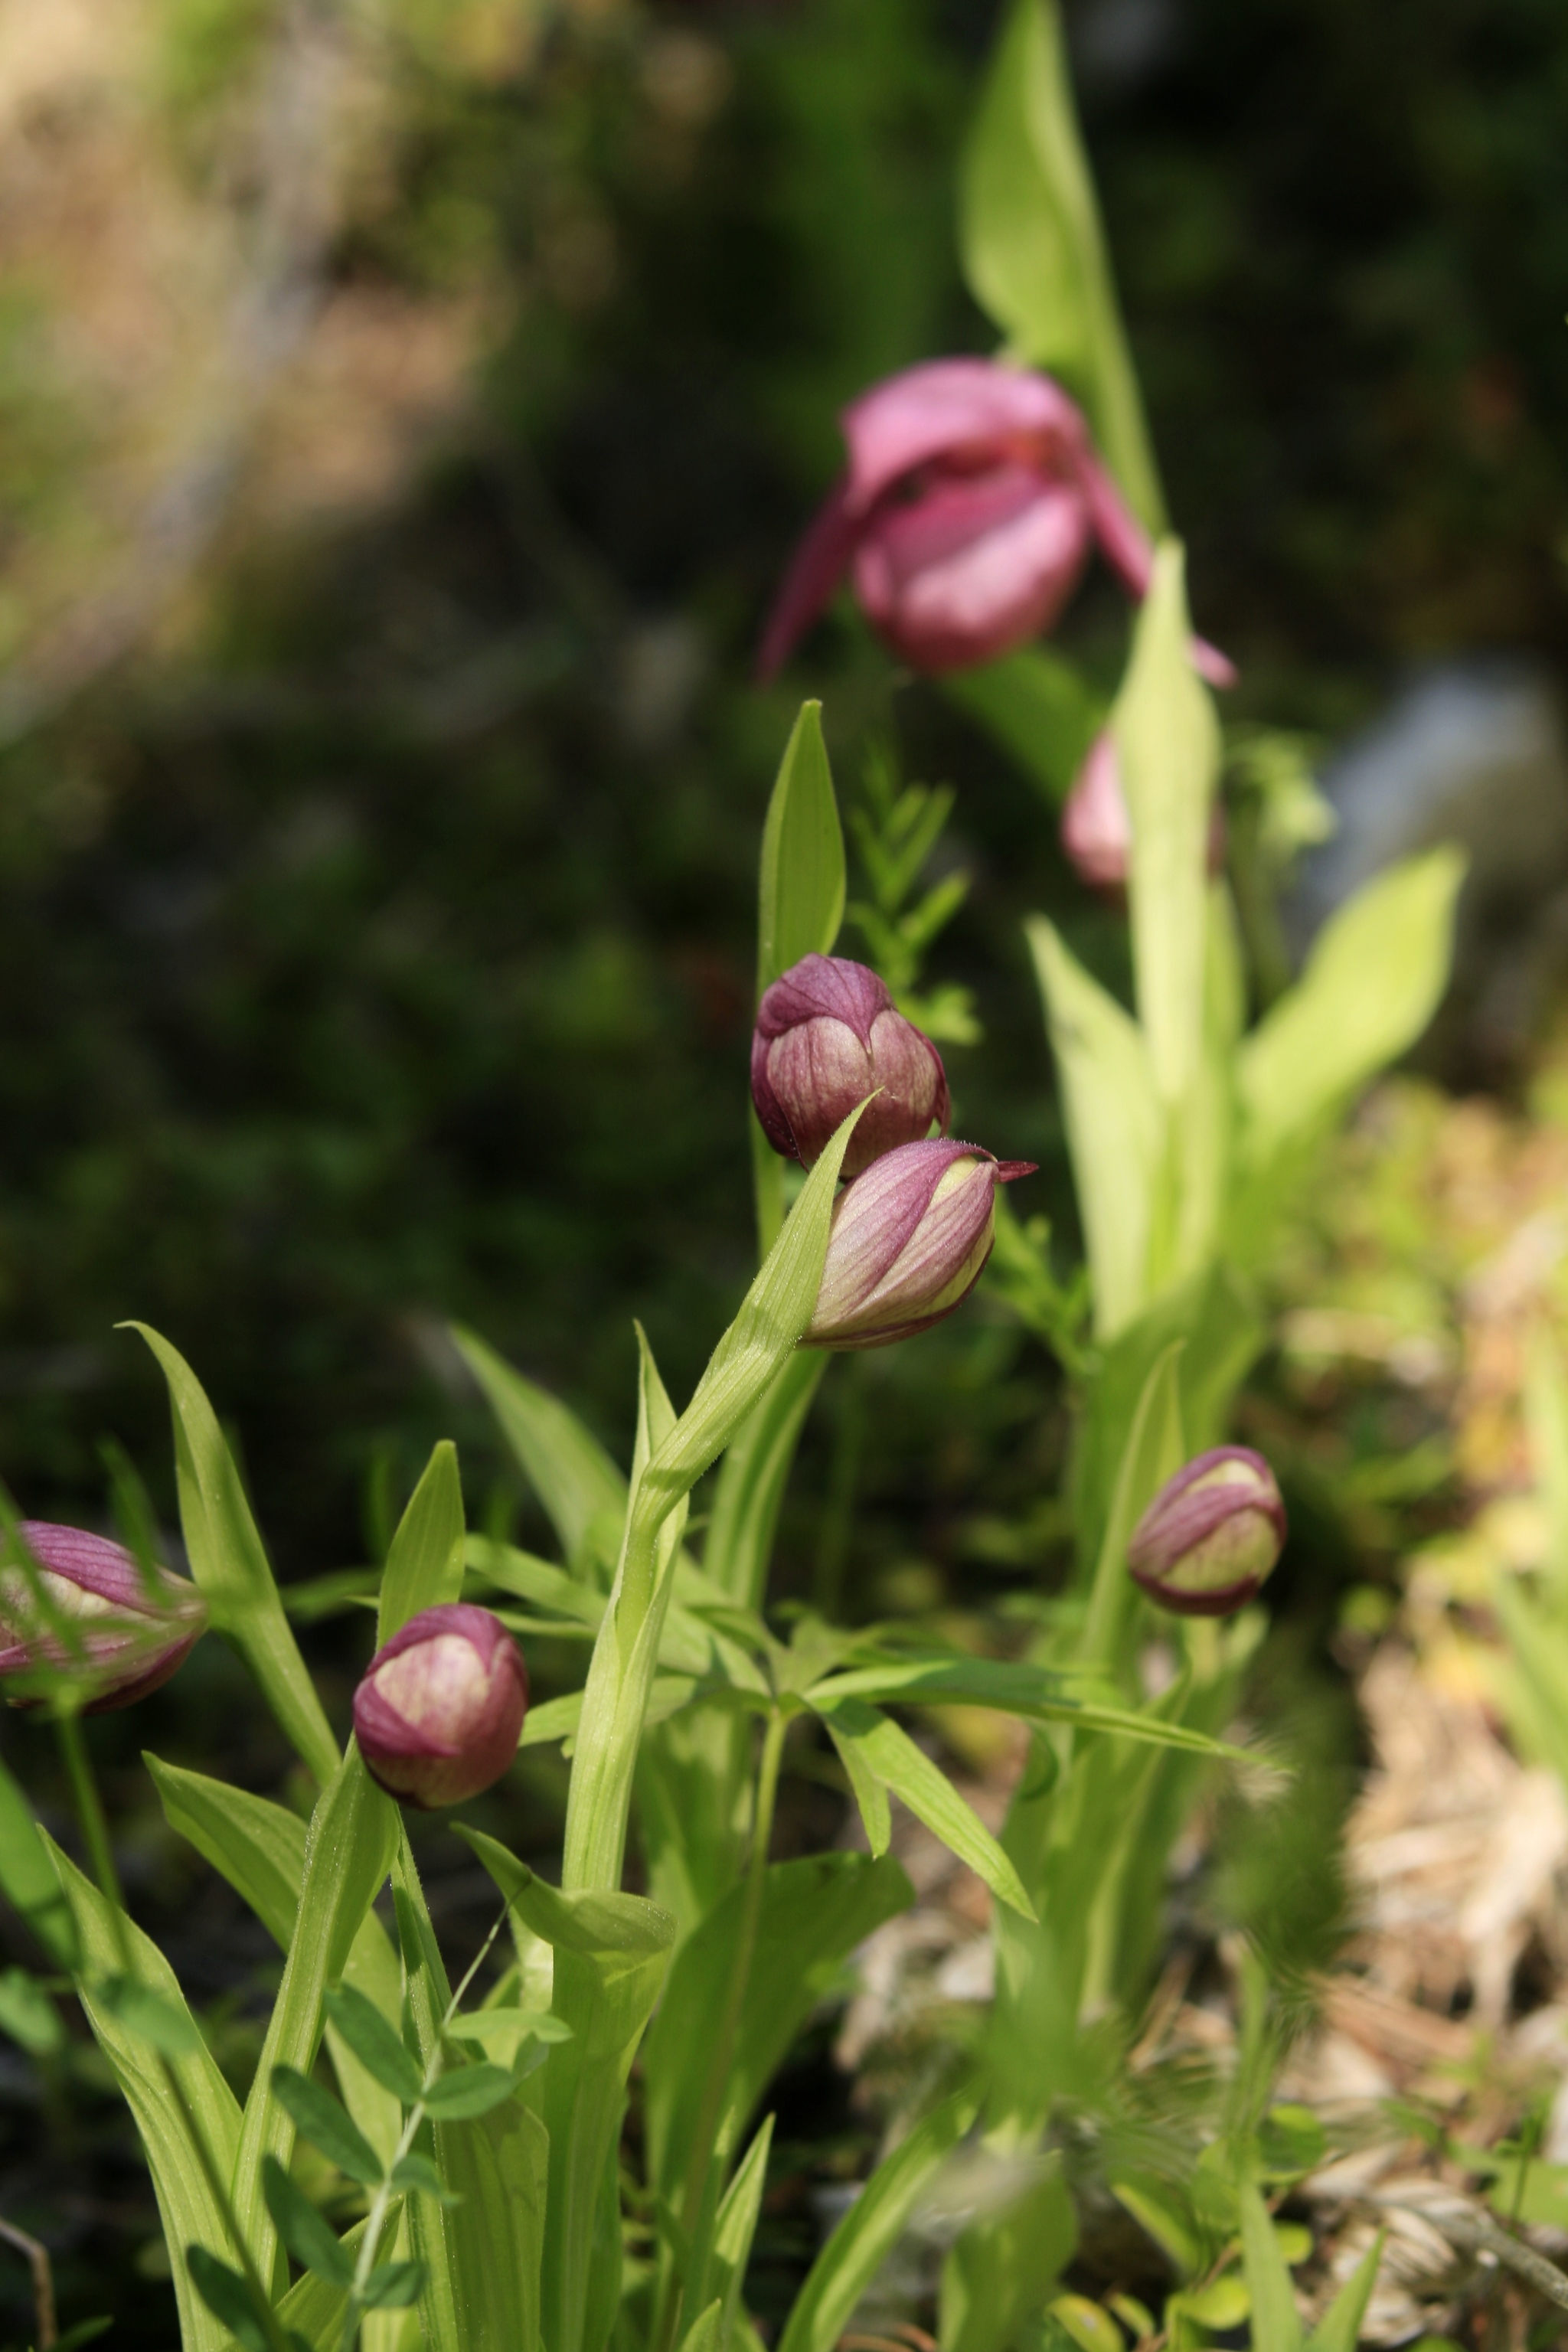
<box><xmin>756</xmin><ymin>356</ymin><xmax>1235</xmax><ymax>685</ymax></box>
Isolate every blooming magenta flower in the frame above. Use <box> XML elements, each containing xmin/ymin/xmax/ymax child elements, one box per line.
<box><xmin>353</xmin><ymin>1603</ymin><xmax>528</xmax><ymax>1809</ymax></box>
<box><xmin>753</xmin><ymin>953</ymin><xmax>950</xmax><ymax>1178</ymax></box>
<box><xmin>1127</xmin><ymin>1448</ymin><xmax>1286</xmax><ymax>1617</ymax></box>
<box><xmin>804</xmin><ymin>1138</ymin><xmax>1034</xmax><ymax>1351</ymax></box>
<box><xmin>1060</xmin><ymin>730</ymin><xmax>1227</xmax><ymax>894</ymax></box>
<box><xmin>0</xmin><ymin>1522</ymin><xmax>206</xmax><ymax>1713</ymax></box>
<box><xmin>757</xmin><ymin>358</ymin><xmax>1235</xmax><ymax>685</ymax></box>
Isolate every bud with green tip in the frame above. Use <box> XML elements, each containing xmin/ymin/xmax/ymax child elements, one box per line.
<box><xmin>0</xmin><ymin>1522</ymin><xmax>207</xmax><ymax>1712</ymax></box>
<box><xmin>803</xmin><ymin>1138</ymin><xmax>1034</xmax><ymax>1351</ymax></box>
<box><xmin>752</xmin><ymin>953</ymin><xmax>950</xmax><ymax>1179</ymax></box>
<box><xmin>1127</xmin><ymin>1448</ymin><xmax>1286</xmax><ymax>1616</ymax></box>
<box><xmin>353</xmin><ymin>1603</ymin><xmax>528</xmax><ymax>1809</ymax></box>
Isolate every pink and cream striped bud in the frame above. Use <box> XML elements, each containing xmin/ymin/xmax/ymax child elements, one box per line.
<box><xmin>752</xmin><ymin>954</ymin><xmax>950</xmax><ymax>1178</ymax></box>
<box><xmin>353</xmin><ymin>1604</ymin><xmax>528</xmax><ymax>1809</ymax></box>
<box><xmin>1127</xmin><ymin>1449</ymin><xmax>1286</xmax><ymax>1617</ymax></box>
<box><xmin>804</xmin><ymin>1138</ymin><xmax>1034</xmax><ymax>1351</ymax></box>
<box><xmin>0</xmin><ymin>1522</ymin><xmax>206</xmax><ymax>1713</ymax></box>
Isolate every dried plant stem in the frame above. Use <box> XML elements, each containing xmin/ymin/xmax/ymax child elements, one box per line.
<box><xmin>0</xmin><ymin>2215</ymin><xmax>57</xmax><ymax>2349</ymax></box>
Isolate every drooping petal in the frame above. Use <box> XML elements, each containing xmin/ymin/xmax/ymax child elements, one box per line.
<box><xmin>854</xmin><ymin>466</ymin><xmax>1092</xmax><ymax>673</ymax></box>
<box><xmin>755</xmin><ymin>475</ymin><xmax>861</xmax><ymax>682</ymax></box>
<box><xmin>841</xmin><ymin>358</ymin><xmax>1087</xmax><ymax>517</ymax></box>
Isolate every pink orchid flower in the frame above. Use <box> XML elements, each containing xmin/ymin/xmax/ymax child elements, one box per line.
<box><xmin>757</xmin><ymin>357</ymin><xmax>1234</xmax><ymax>686</ymax></box>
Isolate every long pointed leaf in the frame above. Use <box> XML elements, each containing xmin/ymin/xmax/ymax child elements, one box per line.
<box><xmin>812</xmin><ymin>1700</ymin><xmax>1035</xmax><ymax>1919</ymax></box>
<box><xmin>1239</xmin><ymin>2179</ymin><xmax>1302</xmax><ymax>2352</ymax></box>
<box><xmin>378</xmin><ymin>1440</ymin><xmax>466</xmax><ymax>1644</ymax></box>
<box><xmin>123</xmin><ymin>1324</ymin><xmax>338</xmax><ymax>1784</ymax></box>
<box><xmin>450</xmin><ymin>1326</ymin><xmax>626</xmax><ymax>1573</ymax></box>
<box><xmin>1303</xmin><ymin>2232</ymin><xmax>1384</xmax><ymax>2352</ymax></box>
<box><xmin>710</xmin><ymin>2117</ymin><xmax>774</xmax><ymax>2352</ymax></box>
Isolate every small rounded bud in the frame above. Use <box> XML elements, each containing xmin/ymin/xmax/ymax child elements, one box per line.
<box><xmin>804</xmin><ymin>1138</ymin><xmax>1035</xmax><ymax>1351</ymax></box>
<box><xmin>0</xmin><ymin>1522</ymin><xmax>206</xmax><ymax>1713</ymax></box>
<box><xmin>1127</xmin><ymin>1449</ymin><xmax>1286</xmax><ymax>1617</ymax></box>
<box><xmin>1060</xmin><ymin>731</ymin><xmax>1227</xmax><ymax>895</ymax></box>
<box><xmin>353</xmin><ymin>1603</ymin><xmax>528</xmax><ymax>1810</ymax></box>
<box><xmin>752</xmin><ymin>954</ymin><xmax>949</xmax><ymax>1179</ymax></box>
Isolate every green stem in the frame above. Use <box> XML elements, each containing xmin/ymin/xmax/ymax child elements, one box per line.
<box><xmin>55</xmin><ymin>1713</ymin><xmax>296</xmax><ymax>2352</ymax></box>
<box><xmin>654</xmin><ymin>1708</ymin><xmax>788</xmax><ymax>2352</ymax></box>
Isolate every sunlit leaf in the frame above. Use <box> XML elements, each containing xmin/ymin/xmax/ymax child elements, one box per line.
<box><xmin>377</xmin><ymin>1439</ymin><xmax>466</xmax><ymax>1645</ymax></box>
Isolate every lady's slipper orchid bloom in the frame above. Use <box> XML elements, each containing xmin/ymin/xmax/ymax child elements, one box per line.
<box><xmin>0</xmin><ymin>1522</ymin><xmax>206</xmax><ymax>1712</ymax></box>
<box><xmin>753</xmin><ymin>953</ymin><xmax>950</xmax><ymax>1178</ymax></box>
<box><xmin>804</xmin><ymin>1138</ymin><xmax>1034</xmax><ymax>1350</ymax></box>
<box><xmin>1060</xmin><ymin>730</ymin><xmax>1227</xmax><ymax>893</ymax></box>
<box><xmin>1127</xmin><ymin>1448</ymin><xmax>1285</xmax><ymax>1617</ymax></box>
<box><xmin>757</xmin><ymin>357</ymin><xmax>1235</xmax><ymax>685</ymax></box>
<box><xmin>354</xmin><ymin>1603</ymin><xmax>528</xmax><ymax>1810</ymax></box>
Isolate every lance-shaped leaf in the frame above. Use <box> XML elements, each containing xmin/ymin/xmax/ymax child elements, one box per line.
<box><xmin>1113</xmin><ymin>544</ymin><xmax>1220</xmax><ymax>1113</ymax></box>
<box><xmin>704</xmin><ymin>1352</ymin><xmax>827</xmax><ymax>1609</ymax></box>
<box><xmin>808</xmin><ymin>1655</ymin><xmax>1246</xmax><ymax>1763</ymax></box>
<box><xmin>0</xmin><ymin>1750</ymin><xmax>77</xmax><ymax>1968</ymax></box>
<box><xmin>274</xmin><ymin>2207</ymin><xmax>407</xmax><ymax>2352</ymax></box>
<box><xmin>1027</xmin><ymin>917</ymin><xmax>1159</xmax><ymax>1341</ymax></box>
<box><xmin>394</xmin><ymin>1838</ymin><xmax>550</xmax><ymax>2352</ymax></box>
<box><xmin>642</xmin><ymin>1854</ymin><xmax>911</xmax><ymax>2209</ymax></box>
<box><xmin>45</xmin><ymin>1838</ymin><xmax>241</xmax><ymax>2352</ymax></box>
<box><xmin>809</xmin><ymin>1700</ymin><xmax>1035</xmax><ymax>1919</ymax></box>
<box><xmin>777</xmin><ymin>2086</ymin><xmax>981</xmax><ymax>2352</ymax></box>
<box><xmin>960</xmin><ymin>0</ymin><xmax>1162</xmax><ymax>528</ymax></box>
<box><xmin>457</xmin><ymin>1826</ymin><xmax>675</xmax><ymax>2352</ymax></box>
<box><xmin>263</xmin><ymin>2154</ymin><xmax>356</xmax><ymax>2289</ymax></box>
<box><xmin>230</xmin><ymin>1753</ymin><xmax>398</xmax><ymax>2282</ymax></box>
<box><xmin>146</xmin><ymin>1755</ymin><xmax>404</xmax><ymax>2166</ymax></box>
<box><xmin>124</xmin><ymin>1324</ymin><xmax>338</xmax><ymax>1784</ymax></box>
<box><xmin>450</xmin><ymin>1326</ymin><xmax>626</xmax><ymax>1575</ymax></box>
<box><xmin>377</xmin><ymin>1440</ymin><xmax>466</xmax><ymax>1645</ymax></box>
<box><xmin>1303</xmin><ymin>2233</ymin><xmax>1384</xmax><ymax>2352</ymax></box>
<box><xmin>562</xmin><ymin>1097</ymin><xmax>867</xmax><ymax>1895</ymax></box>
<box><xmin>708</xmin><ymin>2116</ymin><xmax>774</xmax><ymax>2352</ymax></box>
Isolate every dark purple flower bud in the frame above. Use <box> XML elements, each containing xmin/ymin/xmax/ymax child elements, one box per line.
<box><xmin>1127</xmin><ymin>1449</ymin><xmax>1286</xmax><ymax>1617</ymax></box>
<box><xmin>0</xmin><ymin>1522</ymin><xmax>206</xmax><ymax>1713</ymax></box>
<box><xmin>804</xmin><ymin>1138</ymin><xmax>1034</xmax><ymax>1351</ymax></box>
<box><xmin>353</xmin><ymin>1603</ymin><xmax>528</xmax><ymax>1810</ymax></box>
<box><xmin>752</xmin><ymin>954</ymin><xmax>950</xmax><ymax>1178</ymax></box>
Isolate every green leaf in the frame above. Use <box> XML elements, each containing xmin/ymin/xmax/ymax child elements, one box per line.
<box><xmin>378</xmin><ymin>1440</ymin><xmax>466</xmax><ymax>1645</ymax></box>
<box><xmin>678</xmin><ymin>2298</ymin><xmax>725</xmax><ymax>2352</ymax></box>
<box><xmin>147</xmin><ymin>1753</ymin><xmax>406</xmax><ymax>2170</ymax></box>
<box><xmin>811</xmin><ymin>1699</ymin><xmax>1035</xmax><ymax>1919</ymax></box>
<box><xmin>54</xmin><ymin>2321</ymin><xmax>113</xmax><ymax>2352</ymax></box>
<box><xmin>825</xmin><ymin>1719</ymin><xmax>891</xmax><ymax>1855</ymax></box>
<box><xmin>0</xmin><ymin>1963</ymin><xmax>63</xmax><ymax>2056</ymax></box>
<box><xmin>807</xmin><ymin>1655</ymin><xmax>1244</xmax><ymax>1762</ymax></box>
<box><xmin>1080</xmin><ymin>1338</ymin><xmax>1185</xmax><ymax>1666</ymax></box>
<box><xmin>390</xmin><ymin>2151</ymin><xmax>463</xmax><ymax>2204</ymax></box>
<box><xmin>709</xmin><ymin>2116</ymin><xmax>774</xmax><ymax>2352</ymax></box>
<box><xmin>1180</xmin><ymin>2275</ymin><xmax>1253</xmax><ymax>2331</ymax></box>
<box><xmin>1304</xmin><ymin>2233</ymin><xmax>1384</xmax><ymax>2352</ymax></box>
<box><xmin>186</xmin><ymin>2247</ymin><xmax>275</xmax><ymax>2352</ymax></box>
<box><xmin>776</xmin><ymin>2086</ymin><xmax>981</xmax><ymax>2352</ymax></box>
<box><xmin>562</xmin><ymin>1095</ymin><xmax>869</xmax><ymax>1896</ymax></box>
<box><xmin>1048</xmin><ymin>2295</ymin><xmax>1123</xmax><ymax>2352</ymax></box>
<box><xmin>756</xmin><ymin>700</ymin><xmax>844</xmax><ymax>992</ymax></box>
<box><xmin>47</xmin><ymin>1836</ymin><xmax>241</xmax><ymax>2352</ymax></box>
<box><xmin>959</xmin><ymin>0</ymin><xmax>1162</xmax><ymax>528</ymax></box>
<box><xmin>123</xmin><ymin>1324</ymin><xmax>338</xmax><ymax>1784</ymax></box>
<box><xmin>363</xmin><ymin>2259</ymin><xmax>426</xmax><ymax>2309</ymax></box>
<box><xmin>642</xmin><ymin>1854</ymin><xmax>912</xmax><ymax>2206</ymax></box>
<box><xmin>394</xmin><ymin>1840</ymin><xmax>549</xmax><ymax>2352</ymax></box>
<box><xmin>1239</xmin><ymin>2179</ymin><xmax>1301</xmax><ymax>2352</ymax></box>
<box><xmin>272</xmin><ymin>2069</ymin><xmax>384</xmax><ymax>2188</ymax></box>
<box><xmin>0</xmin><ymin>1752</ymin><xmax>78</xmax><ymax>1968</ymax></box>
<box><xmin>449</xmin><ymin>1325</ymin><xmax>626</xmax><ymax>1573</ymax></box>
<box><xmin>325</xmin><ymin>1984</ymin><xmax>423</xmax><ymax>2107</ymax></box>
<box><xmin>232</xmin><ymin>1755</ymin><xmax>399</xmax><ymax>2279</ymax></box>
<box><xmin>420</xmin><ymin>2064</ymin><xmax>517</xmax><ymax>2121</ymax></box>
<box><xmin>941</xmin><ymin>2165</ymin><xmax>1076</xmax><ymax>2352</ymax></box>
<box><xmin>1110</xmin><ymin>2175</ymin><xmax>1200</xmax><ymax>2279</ymax></box>
<box><xmin>940</xmin><ymin>648</ymin><xmax>1105</xmax><ymax>808</ymax></box>
<box><xmin>1115</xmin><ymin>543</ymin><xmax>1220</xmax><ymax>1112</ymax></box>
<box><xmin>1526</xmin><ymin>1327</ymin><xmax>1568</xmax><ymax>1602</ymax></box>
<box><xmin>1027</xmin><ymin>916</ymin><xmax>1159</xmax><ymax>1340</ymax></box>
<box><xmin>262</xmin><ymin>2154</ymin><xmax>355</xmax><ymax>2289</ymax></box>
<box><xmin>273</xmin><ymin>2207</ymin><xmax>404</xmax><ymax>2350</ymax></box>
<box><xmin>96</xmin><ymin>1972</ymin><xmax>200</xmax><ymax>2058</ymax></box>
<box><xmin>455</xmin><ymin>1826</ymin><xmax>675</xmax><ymax>2352</ymax></box>
<box><xmin>445</xmin><ymin>2007</ymin><xmax>573</xmax><ymax>2069</ymax></box>
<box><xmin>1236</xmin><ymin>846</ymin><xmax>1465</xmax><ymax>1179</ymax></box>
<box><xmin>466</xmin><ymin>1540</ymin><xmax>604</xmax><ymax>1625</ymax></box>
<box><xmin>704</xmin><ymin>1351</ymin><xmax>827</xmax><ymax>1609</ymax></box>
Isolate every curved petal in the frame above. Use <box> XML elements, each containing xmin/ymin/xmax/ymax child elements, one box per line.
<box><xmin>841</xmin><ymin>359</ymin><xmax>1086</xmax><ymax>516</ymax></box>
<box><xmin>854</xmin><ymin>469</ymin><xmax>1091</xmax><ymax>673</ymax></box>
<box><xmin>755</xmin><ymin>475</ymin><xmax>861</xmax><ymax>681</ymax></box>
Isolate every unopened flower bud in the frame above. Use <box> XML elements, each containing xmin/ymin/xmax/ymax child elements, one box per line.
<box><xmin>804</xmin><ymin>1138</ymin><xmax>1034</xmax><ymax>1351</ymax></box>
<box><xmin>1127</xmin><ymin>1449</ymin><xmax>1285</xmax><ymax>1616</ymax></box>
<box><xmin>0</xmin><ymin>1522</ymin><xmax>206</xmax><ymax>1712</ymax></box>
<box><xmin>1060</xmin><ymin>731</ymin><xmax>1226</xmax><ymax>895</ymax></box>
<box><xmin>353</xmin><ymin>1603</ymin><xmax>528</xmax><ymax>1809</ymax></box>
<box><xmin>752</xmin><ymin>954</ymin><xmax>950</xmax><ymax>1179</ymax></box>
